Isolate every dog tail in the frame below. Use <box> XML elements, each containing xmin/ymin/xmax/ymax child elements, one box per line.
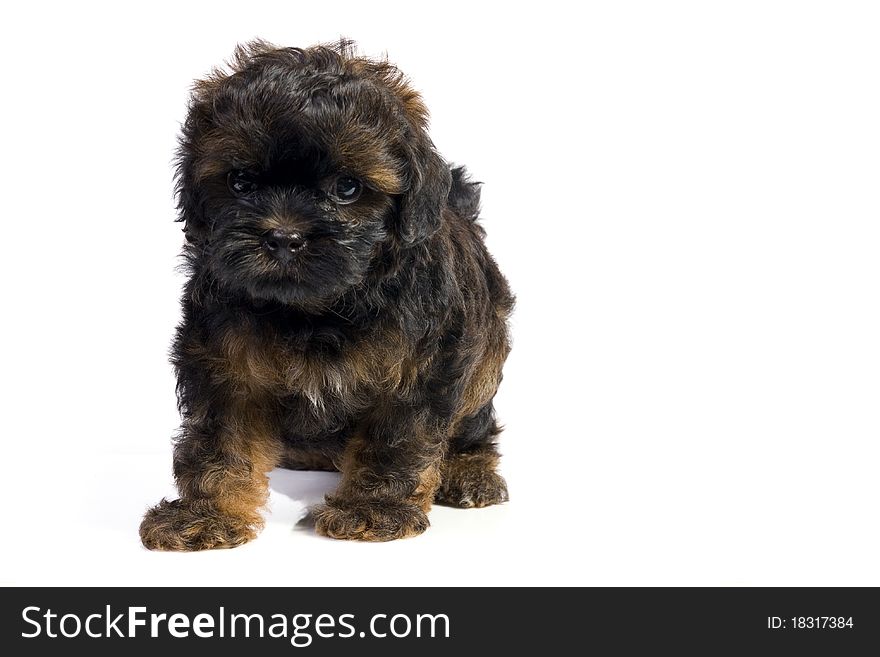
<box><xmin>447</xmin><ymin>166</ymin><xmax>482</xmax><ymax>221</ymax></box>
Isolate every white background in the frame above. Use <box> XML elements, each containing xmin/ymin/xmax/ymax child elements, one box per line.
<box><xmin>1</xmin><ymin>1</ymin><xmax>878</xmax><ymax>586</ymax></box>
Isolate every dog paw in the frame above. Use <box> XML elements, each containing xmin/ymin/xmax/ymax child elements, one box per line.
<box><xmin>313</xmin><ymin>498</ymin><xmax>429</xmax><ymax>541</ymax></box>
<box><xmin>435</xmin><ymin>470</ymin><xmax>509</xmax><ymax>508</ymax></box>
<box><xmin>139</xmin><ymin>499</ymin><xmax>258</xmax><ymax>551</ymax></box>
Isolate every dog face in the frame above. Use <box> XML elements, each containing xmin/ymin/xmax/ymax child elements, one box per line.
<box><xmin>176</xmin><ymin>41</ymin><xmax>451</xmax><ymax>307</ymax></box>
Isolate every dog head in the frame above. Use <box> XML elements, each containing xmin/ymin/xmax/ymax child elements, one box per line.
<box><xmin>176</xmin><ymin>40</ymin><xmax>451</xmax><ymax>307</ymax></box>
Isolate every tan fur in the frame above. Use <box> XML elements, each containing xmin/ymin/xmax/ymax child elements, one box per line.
<box><xmin>211</xmin><ymin>403</ymin><xmax>282</xmax><ymax>523</ymax></box>
<box><xmin>315</xmin><ymin>428</ymin><xmax>442</xmax><ymax>540</ymax></box>
<box><xmin>458</xmin><ymin>334</ymin><xmax>510</xmax><ymax>418</ymax></box>
<box><xmin>176</xmin><ymin>399</ymin><xmax>281</xmax><ymax>527</ymax></box>
<box><xmin>187</xmin><ymin>324</ymin><xmax>420</xmax><ymax>404</ymax></box>
<box><xmin>436</xmin><ymin>450</ymin><xmax>508</xmax><ymax>509</ymax></box>
<box><xmin>411</xmin><ymin>462</ymin><xmax>442</xmax><ymax>513</ymax></box>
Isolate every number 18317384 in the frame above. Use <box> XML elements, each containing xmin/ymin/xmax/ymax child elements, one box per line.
<box><xmin>768</xmin><ymin>617</ymin><xmax>854</xmax><ymax>629</ymax></box>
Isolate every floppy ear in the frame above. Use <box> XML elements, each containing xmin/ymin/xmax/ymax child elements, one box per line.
<box><xmin>397</xmin><ymin>135</ymin><xmax>452</xmax><ymax>245</ymax></box>
<box><xmin>173</xmin><ymin>91</ymin><xmax>220</xmax><ymax>247</ymax></box>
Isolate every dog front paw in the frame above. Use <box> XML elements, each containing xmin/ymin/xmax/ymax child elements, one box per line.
<box><xmin>139</xmin><ymin>498</ymin><xmax>258</xmax><ymax>551</ymax></box>
<box><xmin>313</xmin><ymin>498</ymin><xmax>428</xmax><ymax>541</ymax></box>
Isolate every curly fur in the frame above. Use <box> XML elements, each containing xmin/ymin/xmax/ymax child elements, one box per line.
<box><xmin>140</xmin><ymin>39</ymin><xmax>514</xmax><ymax>550</ymax></box>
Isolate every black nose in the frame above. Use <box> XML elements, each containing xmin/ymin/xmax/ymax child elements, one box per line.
<box><xmin>262</xmin><ymin>229</ymin><xmax>306</xmax><ymax>261</ymax></box>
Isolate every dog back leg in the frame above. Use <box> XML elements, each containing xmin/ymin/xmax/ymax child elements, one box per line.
<box><xmin>435</xmin><ymin>402</ymin><xmax>509</xmax><ymax>508</ymax></box>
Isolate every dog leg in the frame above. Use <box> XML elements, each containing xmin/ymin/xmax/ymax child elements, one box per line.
<box><xmin>313</xmin><ymin>418</ymin><xmax>444</xmax><ymax>541</ymax></box>
<box><xmin>435</xmin><ymin>402</ymin><xmax>509</xmax><ymax>508</ymax></box>
<box><xmin>140</xmin><ymin>399</ymin><xmax>281</xmax><ymax>551</ymax></box>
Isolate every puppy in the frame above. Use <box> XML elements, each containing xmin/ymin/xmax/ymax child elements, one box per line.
<box><xmin>140</xmin><ymin>40</ymin><xmax>514</xmax><ymax>549</ymax></box>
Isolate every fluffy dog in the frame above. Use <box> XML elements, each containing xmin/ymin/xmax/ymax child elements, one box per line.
<box><xmin>139</xmin><ymin>40</ymin><xmax>514</xmax><ymax>549</ymax></box>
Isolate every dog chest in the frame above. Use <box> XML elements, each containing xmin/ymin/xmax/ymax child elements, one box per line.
<box><xmin>204</xmin><ymin>322</ymin><xmax>418</xmax><ymax>409</ymax></box>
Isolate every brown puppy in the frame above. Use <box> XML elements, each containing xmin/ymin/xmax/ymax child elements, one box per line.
<box><xmin>139</xmin><ymin>40</ymin><xmax>514</xmax><ymax>550</ymax></box>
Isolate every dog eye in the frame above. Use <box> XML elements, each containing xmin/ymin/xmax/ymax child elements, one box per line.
<box><xmin>329</xmin><ymin>176</ymin><xmax>362</xmax><ymax>204</ymax></box>
<box><xmin>228</xmin><ymin>170</ymin><xmax>259</xmax><ymax>197</ymax></box>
